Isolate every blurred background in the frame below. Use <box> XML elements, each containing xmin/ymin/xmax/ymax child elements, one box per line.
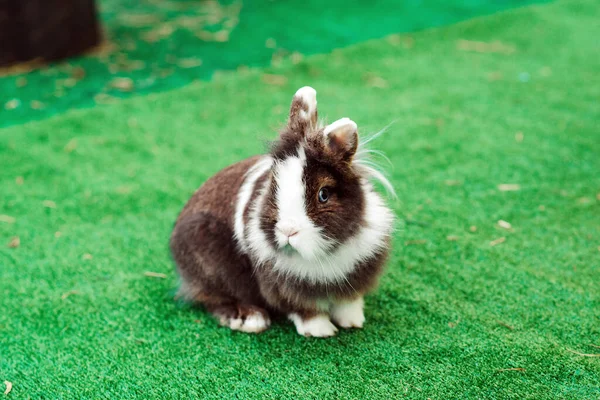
<box><xmin>1</xmin><ymin>0</ymin><xmax>540</xmax><ymax>126</ymax></box>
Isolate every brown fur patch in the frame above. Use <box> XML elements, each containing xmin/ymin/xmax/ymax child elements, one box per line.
<box><xmin>176</xmin><ymin>155</ymin><xmax>261</xmax><ymax>224</ymax></box>
<box><xmin>170</xmin><ymin>156</ymin><xmax>268</xmax><ymax>309</ymax></box>
<box><xmin>302</xmin><ymin>155</ymin><xmax>364</xmax><ymax>248</ymax></box>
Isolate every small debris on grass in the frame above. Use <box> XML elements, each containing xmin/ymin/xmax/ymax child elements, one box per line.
<box><xmin>82</xmin><ymin>253</ymin><xmax>93</xmax><ymax>260</ymax></box>
<box><xmin>456</xmin><ymin>39</ymin><xmax>515</xmax><ymax>54</ymax></box>
<box><xmin>498</xmin><ymin>184</ymin><xmax>521</xmax><ymax>192</ymax></box>
<box><xmin>405</xmin><ymin>219</ymin><xmax>430</xmax><ymax>228</ymax></box>
<box><xmin>497</xmin><ymin>220</ymin><xmax>512</xmax><ymax>230</ymax></box>
<box><xmin>15</xmin><ymin>176</ymin><xmax>24</xmax><ymax>185</ymax></box>
<box><xmin>61</xmin><ymin>290</ymin><xmax>80</xmax><ymax>300</ymax></box>
<box><xmin>142</xmin><ymin>25</ymin><xmax>175</xmax><ymax>42</ymax></box>
<box><xmin>55</xmin><ymin>231</ymin><xmax>62</xmax><ymax>238</ymax></box>
<box><xmin>144</xmin><ymin>271</ymin><xmax>167</xmax><ymax>279</ymax></box>
<box><xmin>386</xmin><ymin>34</ymin><xmax>402</xmax><ymax>46</ymax></box>
<box><xmin>16</xmin><ymin>77</ymin><xmax>28</xmax><ymax>87</ymax></box>
<box><xmin>177</xmin><ymin>58</ymin><xmax>203</xmax><ymax>69</ymax></box>
<box><xmin>290</xmin><ymin>52</ymin><xmax>303</xmax><ymax>64</ymax></box>
<box><xmin>116</xmin><ymin>185</ymin><xmax>133</xmax><ymax>195</ymax></box>
<box><xmin>30</xmin><ymin>100</ymin><xmax>45</xmax><ymax>110</ymax></box>
<box><xmin>405</xmin><ymin>240</ymin><xmax>427</xmax><ymax>246</ymax></box>
<box><xmin>271</xmin><ymin>105</ymin><xmax>285</xmax><ymax>115</ymax></box>
<box><xmin>159</xmin><ymin>68</ymin><xmax>174</xmax><ymax>79</ymax></box>
<box><xmin>64</xmin><ymin>138</ymin><xmax>78</xmax><ymax>153</ymax></box>
<box><xmin>7</xmin><ymin>237</ymin><xmax>20</xmax><ymax>248</ymax></box>
<box><xmin>487</xmin><ymin>71</ymin><xmax>503</xmax><ymax>81</ymax></box>
<box><xmin>448</xmin><ymin>319</ymin><xmax>460</xmax><ymax>328</ymax></box>
<box><xmin>469</xmin><ymin>226</ymin><xmax>477</xmax><ymax>233</ymax></box>
<box><xmin>236</xmin><ymin>65</ymin><xmax>250</xmax><ymax>75</ymax></box>
<box><xmin>408</xmin><ymin>384</ymin><xmax>422</xmax><ymax>392</ymax></box>
<box><xmin>120</xmin><ymin>13</ymin><xmax>160</xmax><ymax>27</ymax></box>
<box><xmin>271</xmin><ymin>52</ymin><xmax>285</xmax><ymax>68</ymax></box>
<box><xmin>214</xmin><ymin>30</ymin><xmax>230</xmax><ymax>42</ymax></box>
<box><xmin>265</xmin><ymin>38</ymin><xmax>276</xmax><ymax>48</ymax></box>
<box><xmin>3</xmin><ymin>381</ymin><xmax>12</xmax><ymax>395</ymax></box>
<box><xmin>446</xmin><ymin>235</ymin><xmax>459</xmax><ymax>241</ymax></box>
<box><xmin>127</xmin><ymin>117</ymin><xmax>139</xmax><ymax>128</ymax></box>
<box><xmin>596</xmin><ymin>193</ymin><xmax>600</xmax><ymax>201</ymax></box>
<box><xmin>0</xmin><ymin>215</ymin><xmax>16</xmax><ymax>224</ymax></box>
<box><xmin>72</xmin><ymin>66</ymin><xmax>86</xmax><ymax>80</ymax></box>
<box><xmin>261</xmin><ymin>74</ymin><xmax>287</xmax><ymax>86</ymax></box>
<box><xmin>497</xmin><ymin>368</ymin><xmax>525</xmax><ymax>372</ymax></box>
<box><xmin>497</xmin><ymin>321</ymin><xmax>514</xmax><ymax>330</ymax></box>
<box><xmin>444</xmin><ymin>180</ymin><xmax>462</xmax><ymax>186</ymax></box>
<box><xmin>566</xmin><ymin>348</ymin><xmax>600</xmax><ymax>357</ymax></box>
<box><xmin>61</xmin><ymin>78</ymin><xmax>78</xmax><ymax>88</ymax></box>
<box><xmin>42</xmin><ymin>200</ymin><xmax>57</xmax><ymax>209</ymax></box>
<box><xmin>577</xmin><ymin>197</ymin><xmax>591</xmax><ymax>204</ymax></box>
<box><xmin>365</xmin><ymin>74</ymin><xmax>388</xmax><ymax>89</ymax></box>
<box><xmin>490</xmin><ymin>237</ymin><xmax>506</xmax><ymax>247</ymax></box>
<box><xmin>109</xmin><ymin>77</ymin><xmax>134</xmax><ymax>92</ymax></box>
<box><xmin>539</xmin><ymin>66</ymin><xmax>552</xmax><ymax>77</ymax></box>
<box><xmin>515</xmin><ymin>131</ymin><xmax>524</xmax><ymax>142</ymax></box>
<box><xmin>4</xmin><ymin>99</ymin><xmax>20</xmax><ymax>110</ymax></box>
<box><xmin>538</xmin><ymin>205</ymin><xmax>546</xmax><ymax>211</ymax></box>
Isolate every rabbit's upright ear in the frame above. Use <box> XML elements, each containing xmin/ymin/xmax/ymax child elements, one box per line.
<box><xmin>323</xmin><ymin>118</ymin><xmax>358</xmax><ymax>162</ymax></box>
<box><xmin>288</xmin><ymin>86</ymin><xmax>318</xmax><ymax>135</ymax></box>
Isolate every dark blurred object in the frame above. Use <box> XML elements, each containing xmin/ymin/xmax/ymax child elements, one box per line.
<box><xmin>0</xmin><ymin>0</ymin><xmax>101</xmax><ymax>67</ymax></box>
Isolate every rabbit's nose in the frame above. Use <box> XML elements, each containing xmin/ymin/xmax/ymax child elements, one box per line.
<box><xmin>276</xmin><ymin>222</ymin><xmax>300</xmax><ymax>238</ymax></box>
<box><xmin>278</xmin><ymin>226</ymin><xmax>299</xmax><ymax>238</ymax></box>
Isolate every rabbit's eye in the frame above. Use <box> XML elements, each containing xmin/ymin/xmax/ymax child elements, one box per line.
<box><xmin>318</xmin><ymin>188</ymin><xmax>329</xmax><ymax>203</ymax></box>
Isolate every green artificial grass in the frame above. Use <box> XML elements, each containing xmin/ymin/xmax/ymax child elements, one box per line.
<box><xmin>1</xmin><ymin>0</ymin><xmax>600</xmax><ymax>398</ymax></box>
<box><xmin>0</xmin><ymin>0</ymin><xmax>543</xmax><ymax>128</ymax></box>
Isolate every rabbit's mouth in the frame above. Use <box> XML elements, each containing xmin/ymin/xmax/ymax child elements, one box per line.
<box><xmin>281</xmin><ymin>243</ymin><xmax>297</xmax><ymax>255</ymax></box>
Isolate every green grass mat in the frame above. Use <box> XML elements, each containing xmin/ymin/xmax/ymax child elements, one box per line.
<box><xmin>1</xmin><ymin>0</ymin><xmax>599</xmax><ymax>397</ymax></box>
<box><xmin>0</xmin><ymin>0</ymin><xmax>543</xmax><ymax>128</ymax></box>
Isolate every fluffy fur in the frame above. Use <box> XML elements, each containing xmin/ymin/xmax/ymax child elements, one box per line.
<box><xmin>170</xmin><ymin>86</ymin><xmax>394</xmax><ymax>337</ymax></box>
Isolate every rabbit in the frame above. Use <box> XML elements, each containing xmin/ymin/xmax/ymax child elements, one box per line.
<box><xmin>170</xmin><ymin>86</ymin><xmax>394</xmax><ymax>337</ymax></box>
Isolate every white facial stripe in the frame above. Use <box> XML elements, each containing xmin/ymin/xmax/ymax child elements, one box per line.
<box><xmin>234</xmin><ymin>156</ymin><xmax>273</xmax><ymax>251</ymax></box>
<box><xmin>274</xmin><ymin>147</ymin><xmax>311</xmax><ymax>240</ymax></box>
<box><xmin>246</xmin><ymin>175</ymin><xmax>275</xmax><ymax>263</ymax></box>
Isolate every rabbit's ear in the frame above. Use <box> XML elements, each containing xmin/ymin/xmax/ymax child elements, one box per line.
<box><xmin>323</xmin><ymin>118</ymin><xmax>358</xmax><ymax>161</ymax></box>
<box><xmin>288</xmin><ymin>86</ymin><xmax>318</xmax><ymax>134</ymax></box>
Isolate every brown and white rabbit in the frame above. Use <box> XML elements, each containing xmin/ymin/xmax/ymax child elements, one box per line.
<box><xmin>170</xmin><ymin>86</ymin><xmax>394</xmax><ymax>337</ymax></box>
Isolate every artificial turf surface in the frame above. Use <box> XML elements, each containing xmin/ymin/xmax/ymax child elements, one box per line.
<box><xmin>1</xmin><ymin>0</ymin><xmax>600</xmax><ymax>398</ymax></box>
